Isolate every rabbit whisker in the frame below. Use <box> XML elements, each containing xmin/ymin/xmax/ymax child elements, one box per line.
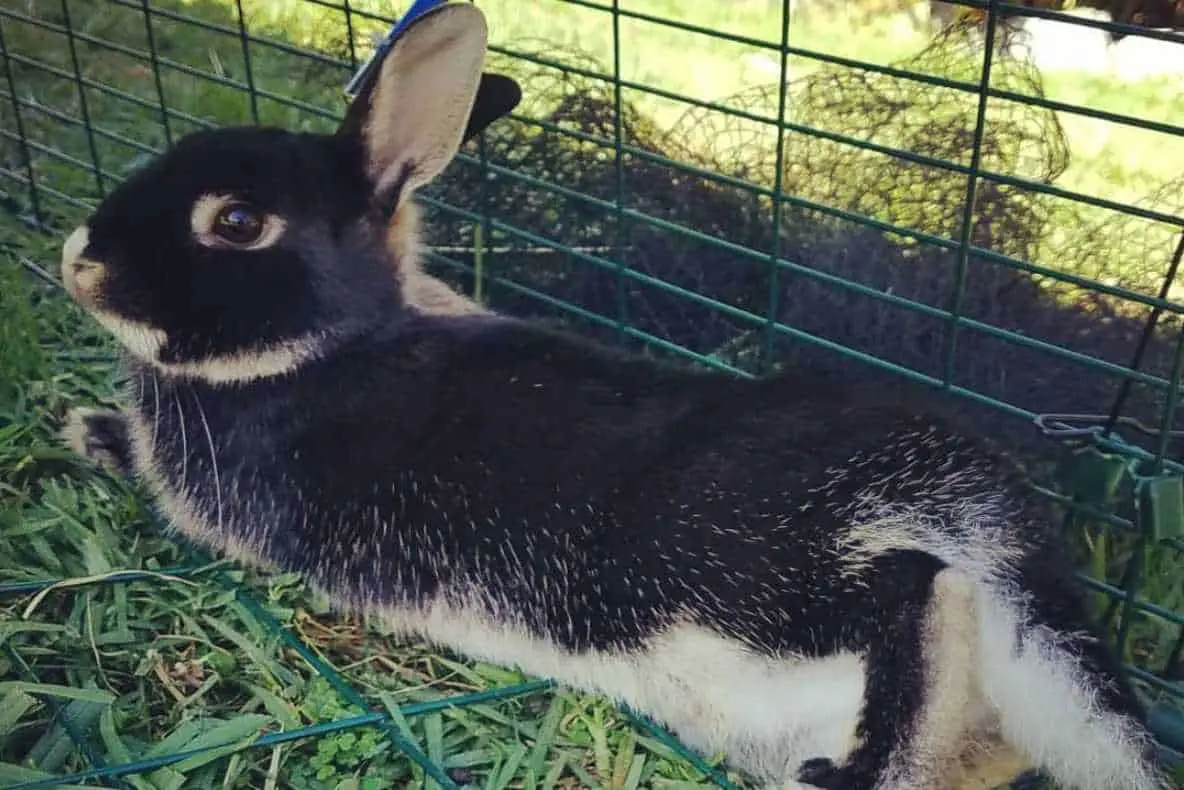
<box><xmin>150</xmin><ymin>369</ymin><xmax>162</xmax><ymax>457</ymax></box>
<box><xmin>172</xmin><ymin>387</ymin><xmax>188</xmax><ymax>493</ymax></box>
<box><xmin>190</xmin><ymin>385</ymin><xmax>223</xmax><ymax>536</ymax></box>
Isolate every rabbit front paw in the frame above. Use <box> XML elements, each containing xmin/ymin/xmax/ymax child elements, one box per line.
<box><xmin>62</xmin><ymin>407</ymin><xmax>134</xmax><ymax>477</ymax></box>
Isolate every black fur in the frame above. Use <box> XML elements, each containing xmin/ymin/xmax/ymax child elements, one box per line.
<box><xmin>120</xmin><ymin>318</ymin><xmax>1018</xmax><ymax>646</ymax></box>
<box><xmin>797</xmin><ymin>756</ymin><xmax>842</xmax><ymax>787</ymax></box>
<box><xmin>83</xmin><ymin>310</ymin><xmax>1152</xmax><ymax>786</ymax></box>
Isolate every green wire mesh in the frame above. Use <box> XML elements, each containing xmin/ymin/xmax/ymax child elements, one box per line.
<box><xmin>1</xmin><ymin>0</ymin><xmax>1183</xmax><ymax>786</ymax></box>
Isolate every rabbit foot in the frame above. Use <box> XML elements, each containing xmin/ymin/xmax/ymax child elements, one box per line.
<box><xmin>794</xmin><ymin>757</ymin><xmax>850</xmax><ymax>789</ymax></box>
<box><xmin>63</xmin><ymin>407</ymin><xmax>134</xmax><ymax>477</ymax></box>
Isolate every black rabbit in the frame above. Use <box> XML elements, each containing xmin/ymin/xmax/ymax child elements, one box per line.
<box><xmin>58</xmin><ymin>5</ymin><xmax>1170</xmax><ymax>789</ymax></box>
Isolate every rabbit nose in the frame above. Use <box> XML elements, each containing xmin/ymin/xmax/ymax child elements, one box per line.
<box><xmin>61</xmin><ymin>225</ymin><xmax>105</xmax><ymax>302</ymax></box>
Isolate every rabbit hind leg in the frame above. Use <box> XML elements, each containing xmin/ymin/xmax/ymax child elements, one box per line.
<box><xmin>795</xmin><ymin>564</ymin><xmax>981</xmax><ymax>790</ymax></box>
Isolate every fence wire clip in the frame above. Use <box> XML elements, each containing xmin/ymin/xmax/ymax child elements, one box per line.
<box><xmin>344</xmin><ymin>0</ymin><xmax>451</xmax><ymax>98</ymax></box>
<box><xmin>1039</xmin><ymin>414</ymin><xmax>1184</xmax><ymax>541</ymax></box>
<box><xmin>1130</xmin><ymin>463</ymin><xmax>1184</xmax><ymax>544</ymax></box>
<box><xmin>1034</xmin><ymin>413</ymin><xmax>1109</xmax><ymax>441</ymax></box>
<box><xmin>1058</xmin><ymin>445</ymin><xmax>1129</xmax><ymax>507</ymax></box>
<box><xmin>1034</xmin><ymin>412</ymin><xmax>1184</xmax><ymax>441</ymax></box>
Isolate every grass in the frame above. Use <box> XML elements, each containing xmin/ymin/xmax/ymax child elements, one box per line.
<box><xmin>0</xmin><ymin>0</ymin><xmax>1183</xmax><ymax>787</ymax></box>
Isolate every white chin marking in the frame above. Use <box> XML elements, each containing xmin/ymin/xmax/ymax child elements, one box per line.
<box><xmin>87</xmin><ymin>308</ymin><xmax>317</xmax><ymax>385</ymax></box>
<box><xmin>154</xmin><ymin>336</ymin><xmax>321</xmax><ymax>385</ymax></box>
<box><xmin>91</xmin><ymin>311</ymin><xmax>168</xmax><ymax>361</ymax></box>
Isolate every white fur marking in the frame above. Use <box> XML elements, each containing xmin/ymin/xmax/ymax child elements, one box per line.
<box><xmin>837</xmin><ymin>495</ymin><xmax>1021</xmax><ymax>586</ymax></box>
<box><xmin>60</xmin><ymin>225</ymin><xmax>168</xmax><ymax>361</ymax></box>
<box><xmin>386</xmin><ymin>200</ymin><xmax>489</xmax><ymax>317</ymax></box>
<box><xmin>92</xmin><ymin>311</ymin><xmax>169</xmax><ymax>362</ymax></box>
<box><xmin>60</xmin><ymin>225</ymin><xmax>109</xmax><ymax>308</ymax></box>
<box><xmin>402</xmin><ymin>266</ymin><xmax>488</xmax><ymax>316</ymax></box>
<box><xmin>375</xmin><ymin>601</ymin><xmax>865</xmax><ymax>784</ymax></box>
<box><xmin>61</xmin><ymin>406</ymin><xmax>96</xmax><ymax>459</ymax></box>
<box><xmin>152</xmin><ymin>336</ymin><xmax>322</xmax><ymax>385</ymax></box>
<box><xmin>62</xmin><ymin>225</ymin><xmax>89</xmax><ymax>268</ymax></box>
<box><xmin>975</xmin><ymin>588</ymin><xmax>1164</xmax><ymax>790</ymax></box>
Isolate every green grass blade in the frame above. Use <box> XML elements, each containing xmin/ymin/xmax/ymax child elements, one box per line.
<box><xmin>0</xmin><ymin>682</ymin><xmax>113</xmax><ymax>705</ymax></box>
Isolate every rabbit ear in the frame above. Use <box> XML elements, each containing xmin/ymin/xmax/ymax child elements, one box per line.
<box><xmin>460</xmin><ymin>73</ymin><xmax>522</xmax><ymax>143</ymax></box>
<box><xmin>352</xmin><ymin>3</ymin><xmax>488</xmax><ymax>203</ymax></box>
<box><xmin>340</xmin><ymin>70</ymin><xmax>520</xmax><ymax>152</ymax></box>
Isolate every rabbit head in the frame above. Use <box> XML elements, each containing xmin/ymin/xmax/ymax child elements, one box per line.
<box><xmin>60</xmin><ymin>3</ymin><xmax>513</xmax><ymax>384</ymax></box>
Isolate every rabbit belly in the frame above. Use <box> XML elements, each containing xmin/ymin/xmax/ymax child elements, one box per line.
<box><xmin>635</xmin><ymin>629</ymin><xmax>866</xmax><ymax>784</ymax></box>
<box><xmin>380</xmin><ymin>600</ymin><xmax>865</xmax><ymax>784</ymax></box>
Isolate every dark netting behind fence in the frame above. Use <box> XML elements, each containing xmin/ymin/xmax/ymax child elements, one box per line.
<box><xmin>422</xmin><ymin>20</ymin><xmax>1183</xmax><ymax>463</ymax></box>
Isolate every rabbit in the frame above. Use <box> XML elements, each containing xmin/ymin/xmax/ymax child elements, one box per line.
<box><xmin>57</xmin><ymin>4</ymin><xmax>1171</xmax><ymax>789</ymax></box>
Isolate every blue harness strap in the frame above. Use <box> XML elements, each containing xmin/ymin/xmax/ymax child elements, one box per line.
<box><xmin>345</xmin><ymin>0</ymin><xmax>451</xmax><ymax>97</ymax></box>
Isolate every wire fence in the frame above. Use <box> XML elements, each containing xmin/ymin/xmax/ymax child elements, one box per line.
<box><xmin>1</xmin><ymin>0</ymin><xmax>1183</xmax><ymax>787</ymax></box>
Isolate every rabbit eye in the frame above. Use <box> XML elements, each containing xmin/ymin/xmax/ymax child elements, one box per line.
<box><xmin>213</xmin><ymin>203</ymin><xmax>264</xmax><ymax>245</ymax></box>
<box><xmin>191</xmin><ymin>194</ymin><xmax>285</xmax><ymax>250</ymax></box>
